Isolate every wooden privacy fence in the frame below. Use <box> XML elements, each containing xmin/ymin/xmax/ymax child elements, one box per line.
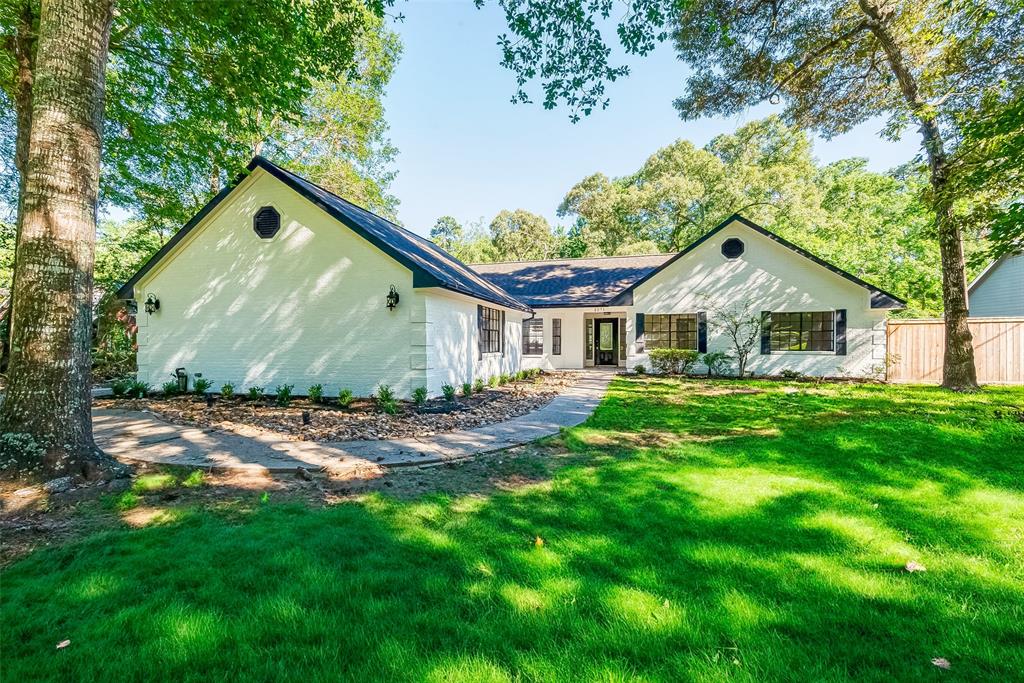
<box><xmin>887</xmin><ymin>317</ymin><xmax>1024</xmax><ymax>385</ymax></box>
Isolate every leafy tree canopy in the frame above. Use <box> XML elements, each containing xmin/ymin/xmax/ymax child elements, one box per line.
<box><xmin>489</xmin><ymin>209</ymin><xmax>556</xmax><ymax>261</ymax></box>
<box><xmin>0</xmin><ymin>0</ymin><xmax>400</xmax><ymax>229</ymax></box>
<box><xmin>431</xmin><ymin>215</ymin><xmax>464</xmax><ymax>253</ymax></box>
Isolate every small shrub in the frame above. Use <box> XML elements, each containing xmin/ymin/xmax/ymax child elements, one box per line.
<box><xmin>105</xmin><ymin>490</ymin><xmax>140</xmax><ymax>512</ymax></box>
<box><xmin>110</xmin><ymin>378</ymin><xmax>133</xmax><ymax>397</ymax></box>
<box><xmin>275</xmin><ymin>384</ymin><xmax>294</xmax><ymax>407</ymax></box>
<box><xmin>133</xmin><ymin>473</ymin><xmax>176</xmax><ymax>493</ymax></box>
<box><xmin>488</xmin><ymin>375</ymin><xmax>498</xmax><ymax>388</ymax></box>
<box><xmin>248</xmin><ymin>386</ymin><xmax>265</xmax><ymax>401</ymax></box>
<box><xmin>701</xmin><ymin>351</ymin><xmax>731</xmax><ymax>377</ymax></box>
<box><xmin>161</xmin><ymin>380</ymin><xmax>180</xmax><ymax>396</ymax></box>
<box><xmin>474</xmin><ymin>378</ymin><xmax>485</xmax><ymax>393</ymax></box>
<box><xmin>780</xmin><ymin>369</ymin><xmax>804</xmax><ymax>380</ymax></box>
<box><xmin>337</xmin><ymin>388</ymin><xmax>354</xmax><ymax>408</ymax></box>
<box><xmin>498</xmin><ymin>373</ymin><xmax>510</xmax><ymax>385</ymax></box>
<box><xmin>221</xmin><ymin>382</ymin><xmax>235</xmax><ymax>398</ymax></box>
<box><xmin>307</xmin><ymin>384</ymin><xmax>324</xmax><ymax>403</ymax></box>
<box><xmin>649</xmin><ymin>348</ymin><xmax>700</xmax><ymax>375</ymax></box>
<box><xmin>441</xmin><ymin>383</ymin><xmax>456</xmax><ymax>401</ymax></box>
<box><xmin>193</xmin><ymin>377</ymin><xmax>213</xmax><ymax>395</ymax></box>
<box><xmin>127</xmin><ymin>379</ymin><xmax>151</xmax><ymax>399</ymax></box>
<box><xmin>375</xmin><ymin>384</ymin><xmax>398</xmax><ymax>414</ymax></box>
<box><xmin>633</xmin><ymin>364</ymin><xmax>645</xmax><ymax>375</ymax></box>
<box><xmin>412</xmin><ymin>386</ymin><xmax>428</xmax><ymax>405</ymax></box>
<box><xmin>462</xmin><ymin>382</ymin><xmax>473</xmax><ymax>397</ymax></box>
<box><xmin>181</xmin><ymin>470</ymin><xmax>206</xmax><ymax>488</ymax></box>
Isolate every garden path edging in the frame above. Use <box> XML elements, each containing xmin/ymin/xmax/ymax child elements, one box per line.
<box><xmin>92</xmin><ymin>371</ymin><xmax>614</xmax><ymax>475</ymax></box>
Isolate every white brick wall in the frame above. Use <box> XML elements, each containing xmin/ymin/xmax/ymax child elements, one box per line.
<box><xmin>133</xmin><ymin>168</ymin><xmax>520</xmax><ymax>399</ymax></box>
<box><xmin>627</xmin><ymin>220</ymin><xmax>890</xmax><ymax>377</ymax></box>
<box><xmin>425</xmin><ymin>289</ymin><xmax>523</xmax><ymax>395</ymax></box>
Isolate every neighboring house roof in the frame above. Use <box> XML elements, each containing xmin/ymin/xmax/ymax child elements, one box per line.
<box><xmin>472</xmin><ymin>254</ymin><xmax>673</xmax><ymax>307</ymax></box>
<box><xmin>609</xmin><ymin>214</ymin><xmax>907</xmax><ymax>309</ymax></box>
<box><xmin>116</xmin><ymin>156</ymin><xmax>531</xmax><ymax>313</ymax></box>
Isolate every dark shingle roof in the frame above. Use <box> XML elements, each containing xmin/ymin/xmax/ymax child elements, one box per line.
<box><xmin>117</xmin><ymin>157</ymin><xmax>530</xmax><ymax>312</ymax></box>
<box><xmin>471</xmin><ymin>254</ymin><xmax>673</xmax><ymax>307</ymax></box>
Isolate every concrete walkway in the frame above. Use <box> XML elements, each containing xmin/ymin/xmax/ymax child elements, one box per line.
<box><xmin>93</xmin><ymin>372</ymin><xmax>614</xmax><ymax>475</ymax></box>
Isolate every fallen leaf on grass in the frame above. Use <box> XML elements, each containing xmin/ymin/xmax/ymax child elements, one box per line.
<box><xmin>905</xmin><ymin>561</ymin><xmax>927</xmax><ymax>573</ymax></box>
<box><xmin>931</xmin><ymin>657</ymin><xmax>951</xmax><ymax>670</ymax></box>
<box><xmin>56</xmin><ymin>639</ymin><xmax>70</xmax><ymax>649</ymax></box>
<box><xmin>534</xmin><ymin>536</ymin><xmax>544</xmax><ymax>548</ymax></box>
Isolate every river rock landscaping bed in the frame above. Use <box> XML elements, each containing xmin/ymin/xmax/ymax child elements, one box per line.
<box><xmin>94</xmin><ymin>371</ymin><xmax>579</xmax><ymax>442</ymax></box>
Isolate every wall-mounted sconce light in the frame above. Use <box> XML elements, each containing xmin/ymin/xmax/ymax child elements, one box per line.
<box><xmin>144</xmin><ymin>293</ymin><xmax>160</xmax><ymax>315</ymax></box>
<box><xmin>386</xmin><ymin>285</ymin><xmax>400</xmax><ymax>311</ymax></box>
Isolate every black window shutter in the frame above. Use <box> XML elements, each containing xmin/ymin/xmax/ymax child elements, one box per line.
<box><xmin>477</xmin><ymin>305</ymin><xmax>483</xmax><ymax>360</ymax></box>
<box><xmin>635</xmin><ymin>313</ymin><xmax>645</xmax><ymax>353</ymax></box>
<box><xmin>835</xmin><ymin>309</ymin><xmax>847</xmax><ymax>355</ymax></box>
<box><xmin>697</xmin><ymin>311</ymin><xmax>708</xmax><ymax>353</ymax></box>
<box><xmin>500</xmin><ymin>310</ymin><xmax>506</xmax><ymax>355</ymax></box>
<box><xmin>760</xmin><ymin>311</ymin><xmax>772</xmax><ymax>355</ymax></box>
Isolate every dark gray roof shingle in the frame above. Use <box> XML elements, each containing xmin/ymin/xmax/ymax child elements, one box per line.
<box><xmin>471</xmin><ymin>254</ymin><xmax>673</xmax><ymax>307</ymax></box>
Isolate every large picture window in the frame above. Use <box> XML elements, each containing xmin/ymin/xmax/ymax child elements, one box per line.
<box><xmin>770</xmin><ymin>311</ymin><xmax>835</xmax><ymax>351</ymax></box>
<box><xmin>478</xmin><ymin>305</ymin><xmax>502</xmax><ymax>354</ymax></box>
<box><xmin>645</xmin><ymin>314</ymin><xmax>698</xmax><ymax>350</ymax></box>
<box><xmin>552</xmin><ymin>318</ymin><xmax>561</xmax><ymax>355</ymax></box>
<box><xmin>522</xmin><ymin>318</ymin><xmax>544</xmax><ymax>356</ymax></box>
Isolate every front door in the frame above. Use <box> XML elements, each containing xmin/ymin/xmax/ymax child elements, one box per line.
<box><xmin>595</xmin><ymin>318</ymin><xmax>618</xmax><ymax>366</ymax></box>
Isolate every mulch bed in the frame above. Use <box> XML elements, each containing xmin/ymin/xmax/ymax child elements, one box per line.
<box><xmin>94</xmin><ymin>371</ymin><xmax>579</xmax><ymax>442</ymax></box>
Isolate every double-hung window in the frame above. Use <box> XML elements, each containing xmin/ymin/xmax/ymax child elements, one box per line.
<box><xmin>522</xmin><ymin>318</ymin><xmax>544</xmax><ymax>356</ymax></box>
<box><xmin>478</xmin><ymin>305</ymin><xmax>502</xmax><ymax>354</ymax></box>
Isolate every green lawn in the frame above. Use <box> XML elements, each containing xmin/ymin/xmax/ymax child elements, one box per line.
<box><xmin>4</xmin><ymin>378</ymin><xmax>1024</xmax><ymax>681</ymax></box>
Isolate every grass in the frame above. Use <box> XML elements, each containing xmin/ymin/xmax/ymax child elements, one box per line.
<box><xmin>3</xmin><ymin>378</ymin><xmax>1024</xmax><ymax>681</ymax></box>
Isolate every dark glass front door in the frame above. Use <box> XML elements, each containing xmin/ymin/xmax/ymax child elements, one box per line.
<box><xmin>595</xmin><ymin>318</ymin><xmax>618</xmax><ymax>365</ymax></box>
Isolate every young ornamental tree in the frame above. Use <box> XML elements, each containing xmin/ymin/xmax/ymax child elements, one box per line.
<box><xmin>486</xmin><ymin>0</ymin><xmax>1024</xmax><ymax>390</ymax></box>
<box><xmin>707</xmin><ymin>299</ymin><xmax>762</xmax><ymax>378</ymax></box>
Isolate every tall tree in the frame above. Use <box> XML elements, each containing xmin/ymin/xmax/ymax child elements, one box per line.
<box><xmin>431</xmin><ymin>215</ymin><xmax>464</xmax><ymax>252</ymax></box>
<box><xmin>0</xmin><ymin>0</ymin><xmax>388</xmax><ymax>478</ymax></box>
<box><xmin>489</xmin><ymin>0</ymin><xmax>1024</xmax><ymax>390</ymax></box>
<box><xmin>0</xmin><ymin>0</ymin><xmax>115</xmax><ymax>475</ymax></box>
<box><xmin>489</xmin><ymin>209</ymin><xmax>556</xmax><ymax>261</ymax></box>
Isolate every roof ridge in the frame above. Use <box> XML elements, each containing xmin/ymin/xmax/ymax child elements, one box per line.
<box><xmin>469</xmin><ymin>252</ymin><xmax>671</xmax><ymax>266</ymax></box>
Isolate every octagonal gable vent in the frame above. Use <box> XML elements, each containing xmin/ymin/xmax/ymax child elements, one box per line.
<box><xmin>721</xmin><ymin>237</ymin><xmax>744</xmax><ymax>259</ymax></box>
<box><xmin>253</xmin><ymin>206</ymin><xmax>281</xmax><ymax>239</ymax></box>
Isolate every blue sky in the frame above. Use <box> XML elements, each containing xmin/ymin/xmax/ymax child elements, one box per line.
<box><xmin>383</xmin><ymin>1</ymin><xmax>922</xmax><ymax>237</ymax></box>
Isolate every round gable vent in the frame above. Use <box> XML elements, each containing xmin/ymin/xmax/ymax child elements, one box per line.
<box><xmin>253</xmin><ymin>206</ymin><xmax>281</xmax><ymax>239</ymax></box>
<box><xmin>721</xmin><ymin>237</ymin><xmax>744</xmax><ymax>259</ymax></box>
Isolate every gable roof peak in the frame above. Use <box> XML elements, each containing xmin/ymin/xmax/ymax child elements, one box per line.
<box><xmin>611</xmin><ymin>213</ymin><xmax>906</xmax><ymax>309</ymax></box>
<box><xmin>118</xmin><ymin>156</ymin><xmax>531</xmax><ymax>312</ymax></box>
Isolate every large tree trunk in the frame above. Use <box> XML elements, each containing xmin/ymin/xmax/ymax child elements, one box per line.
<box><xmin>0</xmin><ymin>0</ymin><xmax>122</xmax><ymax>478</ymax></box>
<box><xmin>860</xmin><ymin>0</ymin><xmax>979</xmax><ymax>391</ymax></box>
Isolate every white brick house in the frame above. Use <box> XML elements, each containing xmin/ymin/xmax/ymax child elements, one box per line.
<box><xmin>119</xmin><ymin>157</ymin><xmax>904</xmax><ymax>396</ymax></box>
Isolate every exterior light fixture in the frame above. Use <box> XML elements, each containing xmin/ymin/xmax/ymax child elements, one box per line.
<box><xmin>144</xmin><ymin>293</ymin><xmax>160</xmax><ymax>315</ymax></box>
<box><xmin>386</xmin><ymin>285</ymin><xmax>400</xmax><ymax>311</ymax></box>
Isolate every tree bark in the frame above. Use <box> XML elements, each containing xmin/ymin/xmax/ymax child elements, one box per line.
<box><xmin>0</xmin><ymin>0</ymin><xmax>122</xmax><ymax>477</ymax></box>
<box><xmin>859</xmin><ymin>0</ymin><xmax>978</xmax><ymax>391</ymax></box>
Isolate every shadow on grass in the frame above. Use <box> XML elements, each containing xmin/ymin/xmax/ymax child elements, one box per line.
<box><xmin>2</xmin><ymin>378</ymin><xmax>1023</xmax><ymax>681</ymax></box>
